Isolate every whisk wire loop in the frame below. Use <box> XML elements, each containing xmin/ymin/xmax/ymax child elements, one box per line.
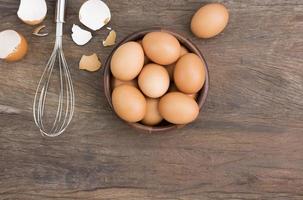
<box><xmin>33</xmin><ymin>18</ymin><xmax>74</xmax><ymax>137</ymax></box>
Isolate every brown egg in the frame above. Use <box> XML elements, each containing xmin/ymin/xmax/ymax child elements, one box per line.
<box><xmin>191</xmin><ymin>3</ymin><xmax>229</xmax><ymax>39</ymax></box>
<box><xmin>159</xmin><ymin>92</ymin><xmax>199</xmax><ymax>124</ymax></box>
<box><xmin>112</xmin><ymin>85</ymin><xmax>146</xmax><ymax>123</ymax></box>
<box><xmin>142</xmin><ymin>32</ymin><xmax>181</xmax><ymax>65</ymax></box>
<box><xmin>168</xmin><ymin>83</ymin><xmax>178</xmax><ymax>92</ymax></box>
<box><xmin>165</xmin><ymin>45</ymin><xmax>189</xmax><ymax>79</ymax></box>
<box><xmin>169</xmin><ymin>83</ymin><xmax>198</xmax><ymax>99</ymax></box>
<box><xmin>111</xmin><ymin>78</ymin><xmax>138</xmax><ymax>89</ymax></box>
<box><xmin>187</xmin><ymin>93</ymin><xmax>198</xmax><ymax>99</ymax></box>
<box><xmin>137</xmin><ymin>40</ymin><xmax>150</xmax><ymax>65</ymax></box>
<box><xmin>174</xmin><ymin>53</ymin><xmax>205</xmax><ymax>94</ymax></box>
<box><xmin>138</xmin><ymin>63</ymin><xmax>170</xmax><ymax>98</ymax></box>
<box><xmin>166</xmin><ymin>63</ymin><xmax>175</xmax><ymax>80</ymax></box>
<box><xmin>180</xmin><ymin>45</ymin><xmax>189</xmax><ymax>57</ymax></box>
<box><xmin>141</xmin><ymin>98</ymin><xmax>163</xmax><ymax>126</ymax></box>
<box><xmin>110</xmin><ymin>41</ymin><xmax>144</xmax><ymax>81</ymax></box>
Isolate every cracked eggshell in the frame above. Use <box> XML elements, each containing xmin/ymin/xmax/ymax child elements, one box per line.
<box><xmin>79</xmin><ymin>0</ymin><xmax>111</xmax><ymax>31</ymax></box>
<box><xmin>103</xmin><ymin>30</ymin><xmax>116</xmax><ymax>47</ymax></box>
<box><xmin>0</xmin><ymin>30</ymin><xmax>28</xmax><ymax>62</ymax></box>
<box><xmin>71</xmin><ymin>24</ymin><xmax>92</xmax><ymax>46</ymax></box>
<box><xmin>17</xmin><ymin>0</ymin><xmax>47</xmax><ymax>25</ymax></box>
<box><xmin>32</xmin><ymin>25</ymin><xmax>48</xmax><ymax>37</ymax></box>
<box><xmin>79</xmin><ymin>53</ymin><xmax>102</xmax><ymax>72</ymax></box>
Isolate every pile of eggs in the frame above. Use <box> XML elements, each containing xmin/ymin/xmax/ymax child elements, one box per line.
<box><xmin>110</xmin><ymin>31</ymin><xmax>206</xmax><ymax>126</ymax></box>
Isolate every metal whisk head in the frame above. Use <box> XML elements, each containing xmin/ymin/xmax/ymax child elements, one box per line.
<box><xmin>33</xmin><ymin>0</ymin><xmax>74</xmax><ymax>137</ymax></box>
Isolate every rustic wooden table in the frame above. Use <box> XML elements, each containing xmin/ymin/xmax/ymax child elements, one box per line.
<box><xmin>1</xmin><ymin>0</ymin><xmax>303</xmax><ymax>199</ymax></box>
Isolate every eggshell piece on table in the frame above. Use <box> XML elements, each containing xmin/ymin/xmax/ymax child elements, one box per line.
<box><xmin>32</xmin><ymin>25</ymin><xmax>48</xmax><ymax>37</ymax></box>
<box><xmin>111</xmin><ymin>78</ymin><xmax>138</xmax><ymax>89</ymax></box>
<box><xmin>138</xmin><ymin>63</ymin><xmax>170</xmax><ymax>98</ymax></box>
<box><xmin>79</xmin><ymin>0</ymin><xmax>111</xmax><ymax>31</ymax></box>
<box><xmin>0</xmin><ymin>30</ymin><xmax>28</xmax><ymax>62</ymax></box>
<box><xmin>79</xmin><ymin>53</ymin><xmax>101</xmax><ymax>72</ymax></box>
<box><xmin>110</xmin><ymin>41</ymin><xmax>145</xmax><ymax>81</ymax></box>
<box><xmin>103</xmin><ymin>30</ymin><xmax>116</xmax><ymax>47</ymax></box>
<box><xmin>159</xmin><ymin>92</ymin><xmax>199</xmax><ymax>125</ymax></box>
<box><xmin>142</xmin><ymin>32</ymin><xmax>181</xmax><ymax>65</ymax></box>
<box><xmin>17</xmin><ymin>0</ymin><xmax>47</xmax><ymax>25</ymax></box>
<box><xmin>141</xmin><ymin>98</ymin><xmax>163</xmax><ymax>126</ymax></box>
<box><xmin>112</xmin><ymin>85</ymin><xmax>146</xmax><ymax>123</ymax></box>
<box><xmin>71</xmin><ymin>24</ymin><xmax>92</xmax><ymax>46</ymax></box>
<box><xmin>191</xmin><ymin>3</ymin><xmax>229</xmax><ymax>38</ymax></box>
<box><xmin>174</xmin><ymin>53</ymin><xmax>206</xmax><ymax>94</ymax></box>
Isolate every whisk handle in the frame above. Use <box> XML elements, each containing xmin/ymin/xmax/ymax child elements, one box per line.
<box><xmin>56</xmin><ymin>0</ymin><xmax>66</xmax><ymax>23</ymax></box>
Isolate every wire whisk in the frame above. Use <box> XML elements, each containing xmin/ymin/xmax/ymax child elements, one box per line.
<box><xmin>33</xmin><ymin>0</ymin><xmax>74</xmax><ymax>137</ymax></box>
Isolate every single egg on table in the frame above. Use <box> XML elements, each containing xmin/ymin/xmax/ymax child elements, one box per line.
<box><xmin>174</xmin><ymin>53</ymin><xmax>206</xmax><ymax>94</ymax></box>
<box><xmin>110</xmin><ymin>41</ymin><xmax>144</xmax><ymax>81</ymax></box>
<box><xmin>141</xmin><ymin>98</ymin><xmax>163</xmax><ymax>126</ymax></box>
<box><xmin>142</xmin><ymin>31</ymin><xmax>181</xmax><ymax>65</ymax></box>
<box><xmin>138</xmin><ymin>63</ymin><xmax>170</xmax><ymax>98</ymax></box>
<box><xmin>191</xmin><ymin>3</ymin><xmax>229</xmax><ymax>39</ymax></box>
<box><xmin>159</xmin><ymin>92</ymin><xmax>199</xmax><ymax>125</ymax></box>
<box><xmin>112</xmin><ymin>85</ymin><xmax>146</xmax><ymax>123</ymax></box>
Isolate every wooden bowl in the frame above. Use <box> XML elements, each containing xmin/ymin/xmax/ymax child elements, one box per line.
<box><xmin>104</xmin><ymin>28</ymin><xmax>209</xmax><ymax>133</ymax></box>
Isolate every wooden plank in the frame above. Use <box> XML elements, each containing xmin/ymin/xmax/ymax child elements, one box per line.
<box><xmin>0</xmin><ymin>0</ymin><xmax>303</xmax><ymax>199</ymax></box>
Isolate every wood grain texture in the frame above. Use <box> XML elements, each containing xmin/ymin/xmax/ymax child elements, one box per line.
<box><xmin>1</xmin><ymin>0</ymin><xmax>303</xmax><ymax>199</ymax></box>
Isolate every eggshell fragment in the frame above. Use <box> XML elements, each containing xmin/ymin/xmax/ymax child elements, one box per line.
<box><xmin>32</xmin><ymin>25</ymin><xmax>48</xmax><ymax>37</ymax></box>
<box><xmin>71</xmin><ymin>24</ymin><xmax>92</xmax><ymax>46</ymax></box>
<box><xmin>79</xmin><ymin>53</ymin><xmax>101</xmax><ymax>72</ymax></box>
<box><xmin>17</xmin><ymin>0</ymin><xmax>47</xmax><ymax>25</ymax></box>
<box><xmin>103</xmin><ymin>30</ymin><xmax>116</xmax><ymax>47</ymax></box>
<box><xmin>142</xmin><ymin>32</ymin><xmax>181</xmax><ymax>65</ymax></box>
<box><xmin>112</xmin><ymin>85</ymin><xmax>146</xmax><ymax>123</ymax></box>
<box><xmin>174</xmin><ymin>53</ymin><xmax>206</xmax><ymax>94</ymax></box>
<box><xmin>0</xmin><ymin>30</ymin><xmax>28</xmax><ymax>62</ymax></box>
<box><xmin>159</xmin><ymin>92</ymin><xmax>199</xmax><ymax>124</ymax></box>
<box><xmin>191</xmin><ymin>3</ymin><xmax>229</xmax><ymax>38</ymax></box>
<box><xmin>110</xmin><ymin>42</ymin><xmax>144</xmax><ymax>81</ymax></box>
<box><xmin>141</xmin><ymin>98</ymin><xmax>163</xmax><ymax>126</ymax></box>
<box><xmin>138</xmin><ymin>64</ymin><xmax>170</xmax><ymax>98</ymax></box>
<box><xmin>79</xmin><ymin>0</ymin><xmax>111</xmax><ymax>31</ymax></box>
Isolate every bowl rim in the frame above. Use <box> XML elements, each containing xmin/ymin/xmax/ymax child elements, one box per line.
<box><xmin>103</xmin><ymin>27</ymin><xmax>210</xmax><ymax>133</ymax></box>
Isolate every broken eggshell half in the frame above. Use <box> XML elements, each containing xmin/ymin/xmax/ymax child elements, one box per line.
<box><xmin>33</xmin><ymin>25</ymin><xmax>48</xmax><ymax>37</ymax></box>
<box><xmin>79</xmin><ymin>53</ymin><xmax>102</xmax><ymax>72</ymax></box>
<box><xmin>0</xmin><ymin>30</ymin><xmax>28</xmax><ymax>62</ymax></box>
<box><xmin>79</xmin><ymin>0</ymin><xmax>111</xmax><ymax>31</ymax></box>
<box><xmin>71</xmin><ymin>24</ymin><xmax>92</xmax><ymax>46</ymax></box>
<box><xmin>103</xmin><ymin>30</ymin><xmax>116</xmax><ymax>47</ymax></box>
<box><xmin>17</xmin><ymin>0</ymin><xmax>47</xmax><ymax>25</ymax></box>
